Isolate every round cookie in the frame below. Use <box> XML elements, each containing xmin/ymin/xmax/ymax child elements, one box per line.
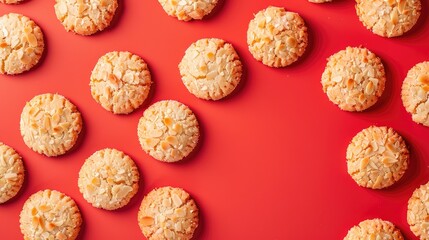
<box><xmin>20</xmin><ymin>93</ymin><xmax>83</xmax><ymax>157</ymax></box>
<box><xmin>346</xmin><ymin>126</ymin><xmax>409</xmax><ymax>189</ymax></box>
<box><xmin>401</xmin><ymin>61</ymin><xmax>429</xmax><ymax>127</ymax></box>
<box><xmin>0</xmin><ymin>13</ymin><xmax>44</xmax><ymax>75</ymax></box>
<box><xmin>0</xmin><ymin>0</ymin><xmax>24</xmax><ymax>4</ymax></box>
<box><xmin>78</xmin><ymin>148</ymin><xmax>139</xmax><ymax>210</ymax></box>
<box><xmin>90</xmin><ymin>51</ymin><xmax>152</xmax><ymax>114</ymax></box>
<box><xmin>158</xmin><ymin>0</ymin><xmax>218</xmax><ymax>21</ymax></box>
<box><xmin>179</xmin><ymin>38</ymin><xmax>242</xmax><ymax>100</ymax></box>
<box><xmin>138</xmin><ymin>100</ymin><xmax>199</xmax><ymax>163</ymax></box>
<box><xmin>247</xmin><ymin>6</ymin><xmax>308</xmax><ymax>68</ymax></box>
<box><xmin>0</xmin><ymin>143</ymin><xmax>24</xmax><ymax>204</ymax></box>
<box><xmin>54</xmin><ymin>0</ymin><xmax>118</xmax><ymax>36</ymax></box>
<box><xmin>138</xmin><ymin>186</ymin><xmax>199</xmax><ymax>240</ymax></box>
<box><xmin>19</xmin><ymin>189</ymin><xmax>82</xmax><ymax>240</ymax></box>
<box><xmin>408</xmin><ymin>181</ymin><xmax>429</xmax><ymax>239</ymax></box>
<box><xmin>356</xmin><ymin>0</ymin><xmax>421</xmax><ymax>38</ymax></box>
<box><xmin>321</xmin><ymin>47</ymin><xmax>386</xmax><ymax>111</ymax></box>
<box><xmin>344</xmin><ymin>219</ymin><xmax>404</xmax><ymax>240</ymax></box>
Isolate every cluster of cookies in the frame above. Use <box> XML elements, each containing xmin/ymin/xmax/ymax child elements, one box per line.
<box><xmin>1</xmin><ymin>0</ymin><xmax>428</xmax><ymax>239</ymax></box>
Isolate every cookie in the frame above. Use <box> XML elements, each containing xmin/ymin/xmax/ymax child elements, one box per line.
<box><xmin>138</xmin><ymin>100</ymin><xmax>199</xmax><ymax>163</ymax></box>
<box><xmin>321</xmin><ymin>47</ymin><xmax>386</xmax><ymax>112</ymax></box>
<box><xmin>344</xmin><ymin>219</ymin><xmax>404</xmax><ymax>240</ymax></box>
<box><xmin>78</xmin><ymin>148</ymin><xmax>139</xmax><ymax>210</ymax></box>
<box><xmin>158</xmin><ymin>0</ymin><xmax>218</xmax><ymax>21</ymax></box>
<box><xmin>401</xmin><ymin>61</ymin><xmax>429</xmax><ymax>127</ymax></box>
<box><xmin>0</xmin><ymin>143</ymin><xmax>24</xmax><ymax>204</ymax></box>
<box><xmin>138</xmin><ymin>186</ymin><xmax>199</xmax><ymax>240</ymax></box>
<box><xmin>20</xmin><ymin>93</ymin><xmax>83</xmax><ymax>157</ymax></box>
<box><xmin>0</xmin><ymin>13</ymin><xmax>44</xmax><ymax>75</ymax></box>
<box><xmin>356</xmin><ymin>0</ymin><xmax>421</xmax><ymax>38</ymax></box>
<box><xmin>346</xmin><ymin>126</ymin><xmax>409</xmax><ymax>189</ymax></box>
<box><xmin>0</xmin><ymin>0</ymin><xmax>24</xmax><ymax>4</ymax></box>
<box><xmin>179</xmin><ymin>38</ymin><xmax>242</xmax><ymax>100</ymax></box>
<box><xmin>90</xmin><ymin>51</ymin><xmax>152</xmax><ymax>114</ymax></box>
<box><xmin>309</xmin><ymin>0</ymin><xmax>332</xmax><ymax>3</ymax></box>
<box><xmin>247</xmin><ymin>6</ymin><xmax>308</xmax><ymax>68</ymax></box>
<box><xmin>19</xmin><ymin>189</ymin><xmax>82</xmax><ymax>240</ymax></box>
<box><xmin>408</xmin><ymin>181</ymin><xmax>429</xmax><ymax>239</ymax></box>
<box><xmin>54</xmin><ymin>0</ymin><xmax>118</xmax><ymax>36</ymax></box>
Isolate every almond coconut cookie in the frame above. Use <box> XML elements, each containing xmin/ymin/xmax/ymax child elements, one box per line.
<box><xmin>0</xmin><ymin>0</ymin><xmax>24</xmax><ymax>4</ymax></box>
<box><xmin>158</xmin><ymin>0</ymin><xmax>218</xmax><ymax>21</ymax></box>
<box><xmin>321</xmin><ymin>47</ymin><xmax>386</xmax><ymax>111</ymax></box>
<box><xmin>0</xmin><ymin>13</ymin><xmax>44</xmax><ymax>75</ymax></box>
<box><xmin>247</xmin><ymin>6</ymin><xmax>308</xmax><ymax>67</ymax></box>
<box><xmin>78</xmin><ymin>148</ymin><xmax>139</xmax><ymax>210</ymax></box>
<box><xmin>346</xmin><ymin>126</ymin><xmax>409</xmax><ymax>189</ymax></box>
<box><xmin>408</xmin><ymin>181</ymin><xmax>429</xmax><ymax>239</ymax></box>
<box><xmin>344</xmin><ymin>219</ymin><xmax>404</xmax><ymax>240</ymax></box>
<box><xmin>356</xmin><ymin>0</ymin><xmax>421</xmax><ymax>38</ymax></box>
<box><xmin>90</xmin><ymin>51</ymin><xmax>152</xmax><ymax>114</ymax></box>
<box><xmin>20</xmin><ymin>93</ymin><xmax>83</xmax><ymax>157</ymax></box>
<box><xmin>138</xmin><ymin>100</ymin><xmax>199</xmax><ymax>163</ymax></box>
<box><xmin>54</xmin><ymin>0</ymin><xmax>118</xmax><ymax>36</ymax></box>
<box><xmin>179</xmin><ymin>38</ymin><xmax>242</xmax><ymax>100</ymax></box>
<box><xmin>0</xmin><ymin>143</ymin><xmax>24</xmax><ymax>204</ymax></box>
<box><xmin>402</xmin><ymin>61</ymin><xmax>429</xmax><ymax>127</ymax></box>
<box><xmin>20</xmin><ymin>189</ymin><xmax>82</xmax><ymax>240</ymax></box>
<box><xmin>138</xmin><ymin>187</ymin><xmax>199</xmax><ymax>240</ymax></box>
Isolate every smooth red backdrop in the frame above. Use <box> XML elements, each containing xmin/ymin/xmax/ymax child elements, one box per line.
<box><xmin>1</xmin><ymin>0</ymin><xmax>429</xmax><ymax>239</ymax></box>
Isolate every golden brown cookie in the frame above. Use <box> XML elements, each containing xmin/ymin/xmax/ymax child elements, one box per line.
<box><xmin>137</xmin><ymin>100</ymin><xmax>199</xmax><ymax>163</ymax></box>
<box><xmin>0</xmin><ymin>0</ymin><xmax>24</xmax><ymax>4</ymax></box>
<box><xmin>0</xmin><ymin>142</ymin><xmax>24</xmax><ymax>204</ymax></box>
<box><xmin>78</xmin><ymin>148</ymin><xmax>139</xmax><ymax>210</ymax></box>
<box><xmin>54</xmin><ymin>0</ymin><xmax>118</xmax><ymax>36</ymax></box>
<box><xmin>90</xmin><ymin>51</ymin><xmax>152</xmax><ymax>114</ymax></box>
<box><xmin>408</xmin><ymin>181</ymin><xmax>429</xmax><ymax>239</ymax></box>
<box><xmin>179</xmin><ymin>38</ymin><xmax>242</xmax><ymax>100</ymax></box>
<box><xmin>321</xmin><ymin>47</ymin><xmax>386</xmax><ymax>111</ymax></box>
<box><xmin>356</xmin><ymin>0</ymin><xmax>421</xmax><ymax>38</ymax></box>
<box><xmin>346</xmin><ymin>126</ymin><xmax>409</xmax><ymax>189</ymax></box>
<box><xmin>20</xmin><ymin>189</ymin><xmax>82</xmax><ymax>240</ymax></box>
<box><xmin>0</xmin><ymin>13</ymin><xmax>44</xmax><ymax>75</ymax></box>
<box><xmin>344</xmin><ymin>219</ymin><xmax>404</xmax><ymax>240</ymax></box>
<box><xmin>247</xmin><ymin>6</ymin><xmax>308</xmax><ymax>67</ymax></box>
<box><xmin>158</xmin><ymin>0</ymin><xmax>218</xmax><ymax>21</ymax></box>
<box><xmin>138</xmin><ymin>186</ymin><xmax>199</xmax><ymax>240</ymax></box>
<box><xmin>401</xmin><ymin>61</ymin><xmax>429</xmax><ymax>127</ymax></box>
<box><xmin>20</xmin><ymin>93</ymin><xmax>83</xmax><ymax>157</ymax></box>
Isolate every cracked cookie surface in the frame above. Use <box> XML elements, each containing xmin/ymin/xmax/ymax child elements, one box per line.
<box><xmin>247</xmin><ymin>6</ymin><xmax>308</xmax><ymax>67</ymax></box>
<box><xmin>138</xmin><ymin>100</ymin><xmax>199</xmax><ymax>163</ymax></box>
<box><xmin>344</xmin><ymin>219</ymin><xmax>404</xmax><ymax>240</ymax></box>
<box><xmin>138</xmin><ymin>186</ymin><xmax>199</xmax><ymax>240</ymax></box>
<box><xmin>0</xmin><ymin>13</ymin><xmax>44</xmax><ymax>75</ymax></box>
<box><xmin>20</xmin><ymin>93</ymin><xmax>83</xmax><ymax>157</ymax></box>
<box><xmin>179</xmin><ymin>38</ymin><xmax>242</xmax><ymax>100</ymax></box>
<box><xmin>90</xmin><ymin>51</ymin><xmax>152</xmax><ymax>114</ymax></box>
<box><xmin>78</xmin><ymin>148</ymin><xmax>139</xmax><ymax>210</ymax></box>
<box><xmin>54</xmin><ymin>0</ymin><xmax>118</xmax><ymax>35</ymax></box>
<box><xmin>401</xmin><ymin>61</ymin><xmax>429</xmax><ymax>127</ymax></box>
<box><xmin>322</xmin><ymin>47</ymin><xmax>386</xmax><ymax>112</ymax></box>
<box><xmin>158</xmin><ymin>0</ymin><xmax>218</xmax><ymax>21</ymax></box>
<box><xmin>346</xmin><ymin>126</ymin><xmax>409</xmax><ymax>189</ymax></box>
<box><xmin>20</xmin><ymin>189</ymin><xmax>82</xmax><ymax>240</ymax></box>
<box><xmin>0</xmin><ymin>142</ymin><xmax>24</xmax><ymax>204</ymax></box>
<box><xmin>408</xmin><ymin>181</ymin><xmax>429</xmax><ymax>239</ymax></box>
<box><xmin>356</xmin><ymin>0</ymin><xmax>421</xmax><ymax>38</ymax></box>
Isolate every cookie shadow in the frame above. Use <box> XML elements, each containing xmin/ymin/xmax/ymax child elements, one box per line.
<box><xmin>97</xmin><ymin>0</ymin><xmax>125</xmax><ymax>35</ymax></box>
<box><xmin>202</xmin><ymin>0</ymin><xmax>225</xmax><ymax>21</ymax></box>
<box><xmin>400</xmin><ymin>0</ymin><xmax>428</xmax><ymax>39</ymax></box>
<box><xmin>75</xmin><ymin>203</ymin><xmax>86</xmax><ymax>240</ymax></box>
<box><xmin>191</xmin><ymin>193</ymin><xmax>206</xmax><ymax>239</ymax></box>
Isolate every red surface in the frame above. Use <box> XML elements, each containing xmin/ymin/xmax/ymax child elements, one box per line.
<box><xmin>1</xmin><ymin>0</ymin><xmax>429</xmax><ymax>239</ymax></box>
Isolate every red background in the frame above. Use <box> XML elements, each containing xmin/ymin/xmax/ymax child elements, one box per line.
<box><xmin>1</xmin><ymin>0</ymin><xmax>429</xmax><ymax>239</ymax></box>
